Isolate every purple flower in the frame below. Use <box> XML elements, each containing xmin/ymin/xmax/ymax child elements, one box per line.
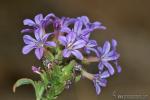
<box><xmin>84</xmin><ymin>40</ymin><xmax>98</xmax><ymax>54</ymax></box>
<box><xmin>79</xmin><ymin>16</ymin><xmax>106</xmax><ymax>31</ymax></box>
<box><xmin>61</xmin><ymin>19</ymin><xmax>92</xmax><ymax>41</ymax></box>
<box><xmin>32</xmin><ymin>66</ymin><xmax>41</xmax><ymax>74</ymax></box>
<box><xmin>58</xmin><ymin>33</ymin><xmax>86</xmax><ymax>60</ymax></box>
<box><xmin>93</xmin><ymin>71</ymin><xmax>110</xmax><ymax>95</ymax></box>
<box><xmin>21</xmin><ymin>13</ymin><xmax>55</xmax><ymax>34</ymax></box>
<box><xmin>22</xmin><ymin>33</ymin><xmax>56</xmax><ymax>60</ymax></box>
<box><xmin>97</xmin><ymin>40</ymin><xmax>120</xmax><ymax>75</ymax></box>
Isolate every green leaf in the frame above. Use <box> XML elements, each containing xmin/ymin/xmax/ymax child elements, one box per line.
<box><xmin>13</xmin><ymin>78</ymin><xmax>35</xmax><ymax>93</ymax></box>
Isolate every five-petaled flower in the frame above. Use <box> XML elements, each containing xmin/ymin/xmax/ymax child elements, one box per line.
<box><xmin>21</xmin><ymin>13</ymin><xmax>55</xmax><ymax>35</ymax></box>
<box><xmin>96</xmin><ymin>39</ymin><xmax>121</xmax><ymax>75</ymax></box>
<box><xmin>61</xmin><ymin>20</ymin><xmax>92</xmax><ymax>41</ymax></box>
<box><xmin>93</xmin><ymin>71</ymin><xmax>110</xmax><ymax>95</ymax></box>
<box><xmin>22</xmin><ymin>32</ymin><xmax>56</xmax><ymax>60</ymax></box>
<box><xmin>58</xmin><ymin>33</ymin><xmax>86</xmax><ymax>60</ymax></box>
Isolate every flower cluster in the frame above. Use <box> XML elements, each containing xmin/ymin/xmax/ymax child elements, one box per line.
<box><xmin>20</xmin><ymin>13</ymin><xmax>121</xmax><ymax>97</ymax></box>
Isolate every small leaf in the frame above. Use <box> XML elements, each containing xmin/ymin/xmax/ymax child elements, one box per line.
<box><xmin>13</xmin><ymin>78</ymin><xmax>35</xmax><ymax>93</ymax></box>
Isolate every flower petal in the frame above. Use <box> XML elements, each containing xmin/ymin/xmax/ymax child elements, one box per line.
<box><xmin>95</xmin><ymin>83</ymin><xmax>101</xmax><ymax>95</ymax></box>
<box><xmin>34</xmin><ymin>14</ymin><xmax>43</xmax><ymax>24</ymax></box>
<box><xmin>103</xmin><ymin>56</ymin><xmax>119</xmax><ymax>61</ymax></box>
<box><xmin>112</xmin><ymin>39</ymin><xmax>117</xmax><ymax>50</ymax></box>
<box><xmin>103</xmin><ymin>61</ymin><xmax>115</xmax><ymax>75</ymax></box>
<box><xmin>23</xmin><ymin>19</ymin><xmax>35</xmax><ymax>26</ymax></box>
<box><xmin>63</xmin><ymin>49</ymin><xmax>71</xmax><ymax>58</ymax></box>
<box><xmin>114</xmin><ymin>61</ymin><xmax>122</xmax><ymax>73</ymax></box>
<box><xmin>63</xmin><ymin>18</ymin><xmax>76</xmax><ymax>26</ymax></box>
<box><xmin>98</xmin><ymin>79</ymin><xmax>107</xmax><ymax>87</ymax></box>
<box><xmin>58</xmin><ymin>36</ymin><xmax>67</xmax><ymax>46</ymax></box>
<box><xmin>98</xmin><ymin>46</ymin><xmax>103</xmax><ymax>52</ymax></box>
<box><xmin>116</xmin><ymin>65</ymin><xmax>121</xmax><ymax>73</ymax></box>
<box><xmin>91</xmin><ymin>22</ymin><xmax>101</xmax><ymax>28</ymax></box>
<box><xmin>23</xmin><ymin>35</ymin><xmax>36</xmax><ymax>44</ymax></box>
<box><xmin>84</xmin><ymin>47</ymin><xmax>91</xmax><ymax>54</ymax></box>
<box><xmin>85</xmin><ymin>47</ymin><xmax>98</xmax><ymax>55</ymax></box>
<box><xmin>74</xmin><ymin>20</ymin><xmax>83</xmax><ymax>35</ymax></box>
<box><xmin>103</xmin><ymin>51</ymin><xmax>120</xmax><ymax>61</ymax></box>
<box><xmin>22</xmin><ymin>44</ymin><xmax>35</xmax><ymax>54</ymax></box>
<box><xmin>34</xmin><ymin>28</ymin><xmax>44</xmax><ymax>40</ymax></box>
<box><xmin>101</xmin><ymin>71</ymin><xmax>110</xmax><ymax>78</ymax></box>
<box><xmin>80</xmin><ymin>16</ymin><xmax>89</xmax><ymax>25</ymax></box>
<box><xmin>42</xmin><ymin>33</ymin><xmax>53</xmax><ymax>42</ymax></box>
<box><xmin>44</xmin><ymin>13</ymin><xmax>55</xmax><ymax>20</ymax></box>
<box><xmin>21</xmin><ymin>29</ymin><xmax>33</xmax><ymax>33</ymax></box>
<box><xmin>98</xmin><ymin>62</ymin><xmax>104</xmax><ymax>70</ymax></box>
<box><xmin>97</xmin><ymin>47</ymin><xmax>103</xmax><ymax>57</ymax></box>
<box><xmin>66</xmin><ymin>32</ymin><xmax>76</xmax><ymax>43</ymax></box>
<box><xmin>103</xmin><ymin>41</ymin><xmax>111</xmax><ymax>55</ymax></box>
<box><xmin>72</xmin><ymin>40</ymin><xmax>86</xmax><ymax>49</ymax></box>
<box><xmin>87</xmin><ymin>40</ymin><xmax>97</xmax><ymax>48</ymax></box>
<box><xmin>60</xmin><ymin>27</ymin><xmax>71</xmax><ymax>33</ymax></box>
<box><xmin>35</xmin><ymin>48</ymin><xmax>44</xmax><ymax>60</ymax></box>
<box><xmin>81</xmin><ymin>28</ymin><xmax>91</xmax><ymax>36</ymax></box>
<box><xmin>45</xmin><ymin>41</ymin><xmax>56</xmax><ymax>47</ymax></box>
<box><xmin>71</xmin><ymin>50</ymin><xmax>83</xmax><ymax>60</ymax></box>
<box><xmin>89</xmin><ymin>21</ymin><xmax>106</xmax><ymax>30</ymax></box>
<box><xmin>107</xmin><ymin>50</ymin><xmax>115</xmax><ymax>57</ymax></box>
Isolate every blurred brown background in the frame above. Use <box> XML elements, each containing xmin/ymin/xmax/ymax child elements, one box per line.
<box><xmin>0</xmin><ymin>0</ymin><xmax>150</xmax><ymax>100</ymax></box>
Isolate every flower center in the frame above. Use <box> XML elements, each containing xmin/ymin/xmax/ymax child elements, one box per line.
<box><xmin>36</xmin><ymin>41</ymin><xmax>44</xmax><ymax>48</ymax></box>
<box><xmin>67</xmin><ymin>42</ymin><xmax>74</xmax><ymax>50</ymax></box>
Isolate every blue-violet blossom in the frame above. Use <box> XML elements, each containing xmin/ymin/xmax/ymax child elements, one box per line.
<box><xmin>58</xmin><ymin>32</ymin><xmax>86</xmax><ymax>60</ymax></box>
<box><xmin>93</xmin><ymin>71</ymin><xmax>110</xmax><ymax>95</ymax></box>
<box><xmin>21</xmin><ymin>13</ymin><xmax>55</xmax><ymax>35</ymax></box>
<box><xmin>22</xmin><ymin>33</ymin><xmax>56</xmax><ymax>60</ymax></box>
<box><xmin>97</xmin><ymin>40</ymin><xmax>121</xmax><ymax>75</ymax></box>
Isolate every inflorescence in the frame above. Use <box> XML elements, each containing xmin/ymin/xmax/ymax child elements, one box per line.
<box><xmin>14</xmin><ymin>13</ymin><xmax>121</xmax><ymax>100</ymax></box>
